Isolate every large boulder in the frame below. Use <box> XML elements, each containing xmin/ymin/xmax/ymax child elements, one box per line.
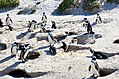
<box><xmin>76</xmin><ymin>33</ymin><xmax>102</xmax><ymax>44</ymax></box>
<box><xmin>0</xmin><ymin>38</ymin><xmax>8</xmax><ymax>50</ymax></box>
<box><xmin>0</xmin><ymin>43</ymin><xmax>7</xmax><ymax>50</ymax></box>
<box><xmin>26</xmin><ymin>51</ymin><xmax>40</xmax><ymax>59</ymax></box>
<box><xmin>17</xmin><ymin>5</ymin><xmax>36</xmax><ymax>15</ymax></box>
<box><xmin>77</xmin><ymin>34</ymin><xmax>95</xmax><ymax>44</ymax></box>
<box><xmin>36</xmin><ymin>33</ymin><xmax>48</xmax><ymax>41</ymax></box>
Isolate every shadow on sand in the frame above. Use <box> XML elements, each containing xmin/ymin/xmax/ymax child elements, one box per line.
<box><xmin>16</xmin><ymin>31</ymin><xmax>29</xmax><ymax>39</ymax></box>
<box><xmin>0</xmin><ymin>55</ymin><xmax>14</xmax><ymax>64</ymax></box>
<box><xmin>4</xmin><ymin>61</ymin><xmax>22</xmax><ymax>71</ymax></box>
<box><xmin>0</xmin><ymin>7</ymin><xmax>16</xmax><ymax>13</ymax></box>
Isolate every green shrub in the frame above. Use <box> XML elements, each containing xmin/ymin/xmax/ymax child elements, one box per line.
<box><xmin>106</xmin><ymin>0</ymin><xmax>119</xmax><ymax>4</ymax></box>
<box><xmin>82</xmin><ymin>0</ymin><xmax>101</xmax><ymax>12</ymax></box>
<box><xmin>57</xmin><ymin>0</ymin><xmax>80</xmax><ymax>14</ymax></box>
<box><xmin>106</xmin><ymin>0</ymin><xmax>114</xmax><ymax>3</ymax></box>
<box><xmin>0</xmin><ymin>0</ymin><xmax>19</xmax><ymax>8</ymax></box>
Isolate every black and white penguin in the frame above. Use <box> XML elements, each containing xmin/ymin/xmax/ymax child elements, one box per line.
<box><xmin>83</xmin><ymin>18</ymin><xmax>94</xmax><ymax>34</ymax></box>
<box><xmin>11</xmin><ymin>42</ymin><xmax>19</xmax><ymax>57</ymax></box>
<box><xmin>6</xmin><ymin>14</ymin><xmax>13</xmax><ymax>26</ymax></box>
<box><xmin>89</xmin><ymin>56</ymin><xmax>100</xmax><ymax>78</ymax></box>
<box><xmin>0</xmin><ymin>19</ymin><xmax>4</xmax><ymax>27</ymax></box>
<box><xmin>5</xmin><ymin>14</ymin><xmax>13</xmax><ymax>31</ymax></box>
<box><xmin>90</xmin><ymin>49</ymin><xmax>108</xmax><ymax>59</ymax></box>
<box><xmin>19</xmin><ymin>43</ymin><xmax>30</xmax><ymax>63</ymax></box>
<box><xmin>47</xmin><ymin>32</ymin><xmax>56</xmax><ymax>46</ymax></box>
<box><xmin>51</xmin><ymin>21</ymin><xmax>56</xmax><ymax>29</ymax></box>
<box><xmin>96</xmin><ymin>14</ymin><xmax>102</xmax><ymax>23</ymax></box>
<box><xmin>49</xmin><ymin>45</ymin><xmax>56</xmax><ymax>55</ymax></box>
<box><xmin>28</xmin><ymin>20</ymin><xmax>37</xmax><ymax>32</ymax></box>
<box><xmin>42</xmin><ymin>12</ymin><xmax>47</xmax><ymax>25</ymax></box>
<box><xmin>60</xmin><ymin>42</ymin><xmax>68</xmax><ymax>52</ymax></box>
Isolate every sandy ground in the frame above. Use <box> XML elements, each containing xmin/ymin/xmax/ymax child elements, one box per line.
<box><xmin>0</xmin><ymin>0</ymin><xmax>119</xmax><ymax>79</ymax></box>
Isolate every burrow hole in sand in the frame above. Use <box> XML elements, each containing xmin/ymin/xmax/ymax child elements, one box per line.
<box><xmin>0</xmin><ymin>43</ymin><xmax>7</xmax><ymax>50</ymax></box>
<box><xmin>99</xmin><ymin>68</ymin><xmax>118</xmax><ymax>77</ymax></box>
<box><xmin>0</xmin><ymin>69</ymin><xmax>49</xmax><ymax>78</ymax></box>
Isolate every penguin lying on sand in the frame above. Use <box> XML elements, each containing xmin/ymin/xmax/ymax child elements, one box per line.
<box><xmin>90</xmin><ymin>49</ymin><xmax>108</xmax><ymax>59</ymax></box>
<box><xmin>90</xmin><ymin>48</ymin><xmax>119</xmax><ymax>59</ymax></box>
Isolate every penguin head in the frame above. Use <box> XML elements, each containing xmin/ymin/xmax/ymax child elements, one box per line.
<box><xmin>90</xmin><ymin>48</ymin><xmax>95</xmax><ymax>54</ymax></box>
<box><xmin>92</xmin><ymin>56</ymin><xmax>96</xmax><ymax>60</ymax></box>
<box><xmin>43</xmin><ymin>12</ymin><xmax>45</xmax><ymax>15</ymax></box>
<box><xmin>84</xmin><ymin>18</ymin><xmax>87</xmax><ymax>20</ymax></box>
<box><xmin>7</xmin><ymin>14</ymin><xmax>9</xmax><ymax>16</ymax></box>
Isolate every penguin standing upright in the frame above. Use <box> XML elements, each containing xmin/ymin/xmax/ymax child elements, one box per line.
<box><xmin>60</xmin><ymin>42</ymin><xmax>68</xmax><ymax>52</ymax></box>
<box><xmin>5</xmin><ymin>14</ymin><xmax>13</xmax><ymax>31</ymax></box>
<box><xmin>49</xmin><ymin>45</ymin><xmax>56</xmax><ymax>55</ymax></box>
<box><xmin>47</xmin><ymin>32</ymin><xmax>57</xmax><ymax>55</ymax></box>
<box><xmin>27</xmin><ymin>21</ymin><xmax>32</xmax><ymax>32</ymax></box>
<box><xmin>47</xmin><ymin>32</ymin><xmax>56</xmax><ymax>46</ymax></box>
<box><xmin>89</xmin><ymin>56</ymin><xmax>100</xmax><ymax>78</ymax></box>
<box><xmin>83</xmin><ymin>18</ymin><xmax>94</xmax><ymax>34</ymax></box>
<box><xmin>96</xmin><ymin>14</ymin><xmax>102</xmax><ymax>23</ymax></box>
<box><xmin>42</xmin><ymin>12</ymin><xmax>47</xmax><ymax>26</ymax></box>
<box><xmin>51</xmin><ymin>21</ymin><xmax>56</xmax><ymax>29</ymax></box>
<box><xmin>29</xmin><ymin>20</ymin><xmax>37</xmax><ymax>32</ymax></box>
<box><xmin>0</xmin><ymin>19</ymin><xmax>4</xmax><ymax>27</ymax></box>
<box><xmin>11</xmin><ymin>42</ymin><xmax>19</xmax><ymax>57</ymax></box>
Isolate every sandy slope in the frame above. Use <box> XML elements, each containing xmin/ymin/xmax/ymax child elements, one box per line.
<box><xmin>0</xmin><ymin>0</ymin><xmax>119</xmax><ymax>79</ymax></box>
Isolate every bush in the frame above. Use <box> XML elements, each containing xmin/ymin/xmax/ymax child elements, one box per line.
<box><xmin>82</xmin><ymin>0</ymin><xmax>101</xmax><ymax>12</ymax></box>
<box><xmin>0</xmin><ymin>0</ymin><xmax>19</xmax><ymax>8</ymax></box>
<box><xmin>57</xmin><ymin>0</ymin><xmax>80</xmax><ymax>14</ymax></box>
<box><xmin>106</xmin><ymin>0</ymin><xmax>119</xmax><ymax>4</ymax></box>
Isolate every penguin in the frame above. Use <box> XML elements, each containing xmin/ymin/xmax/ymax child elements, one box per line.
<box><xmin>89</xmin><ymin>56</ymin><xmax>100</xmax><ymax>78</ymax></box>
<box><xmin>51</xmin><ymin>21</ymin><xmax>56</xmax><ymax>29</ymax></box>
<box><xmin>0</xmin><ymin>19</ymin><xmax>4</xmax><ymax>27</ymax></box>
<box><xmin>47</xmin><ymin>32</ymin><xmax>56</xmax><ymax>46</ymax></box>
<box><xmin>19</xmin><ymin>43</ymin><xmax>30</xmax><ymax>63</ymax></box>
<box><xmin>29</xmin><ymin>20</ymin><xmax>37</xmax><ymax>32</ymax></box>
<box><xmin>6</xmin><ymin>14</ymin><xmax>13</xmax><ymax>26</ymax></box>
<box><xmin>83</xmin><ymin>18</ymin><xmax>94</xmax><ymax>34</ymax></box>
<box><xmin>27</xmin><ymin>21</ymin><xmax>32</xmax><ymax>32</ymax></box>
<box><xmin>42</xmin><ymin>12</ymin><xmax>47</xmax><ymax>25</ymax></box>
<box><xmin>11</xmin><ymin>42</ymin><xmax>19</xmax><ymax>57</ymax></box>
<box><xmin>5</xmin><ymin>14</ymin><xmax>13</xmax><ymax>31</ymax></box>
<box><xmin>96</xmin><ymin>14</ymin><xmax>102</xmax><ymax>23</ymax></box>
<box><xmin>49</xmin><ymin>45</ymin><xmax>56</xmax><ymax>55</ymax></box>
<box><xmin>90</xmin><ymin>48</ymin><xmax>108</xmax><ymax>59</ymax></box>
<box><xmin>60</xmin><ymin>42</ymin><xmax>68</xmax><ymax>52</ymax></box>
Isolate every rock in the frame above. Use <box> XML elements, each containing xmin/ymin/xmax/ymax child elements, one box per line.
<box><xmin>36</xmin><ymin>33</ymin><xmax>48</xmax><ymax>41</ymax></box>
<box><xmin>113</xmin><ymin>39</ymin><xmax>119</xmax><ymax>44</ymax></box>
<box><xmin>99</xmin><ymin>68</ymin><xmax>118</xmax><ymax>77</ymax></box>
<box><xmin>26</xmin><ymin>51</ymin><xmax>40</xmax><ymax>59</ymax></box>
<box><xmin>17</xmin><ymin>5</ymin><xmax>36</xmax><ymax>15</ymax></box>
<box><xmin>7</xmin><ymin>69</ymin><xmax>30</xmax><ymax>78</ymax></box>
<box><xmin>77</xmin><ymin>33</ymin><xmax>95</xmax><ymax>44</ymax></box>
<box><xmin>0</xmin><ymin>43</ymin><xmax>7</xmax><ymax>50</ymax></box>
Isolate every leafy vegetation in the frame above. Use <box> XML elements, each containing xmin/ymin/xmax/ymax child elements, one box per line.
<box><xmin>0</xmin><ymin>0</ymin><xmax>19</xmax><ymax>8</ymax></box>
<box><xmin>57</xmin><ymin>0</ymin><xmax>80</xmax><ymax>14</ymax></box>
<box><xmin>82</xmin><ymin>0</ymin><xmax>101</xmax><ymax>12</ymax></box>
<box><xmin>106</xmin><ymin>0</ymin><xmax>119</xmax><ymax>4</ymax></box>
